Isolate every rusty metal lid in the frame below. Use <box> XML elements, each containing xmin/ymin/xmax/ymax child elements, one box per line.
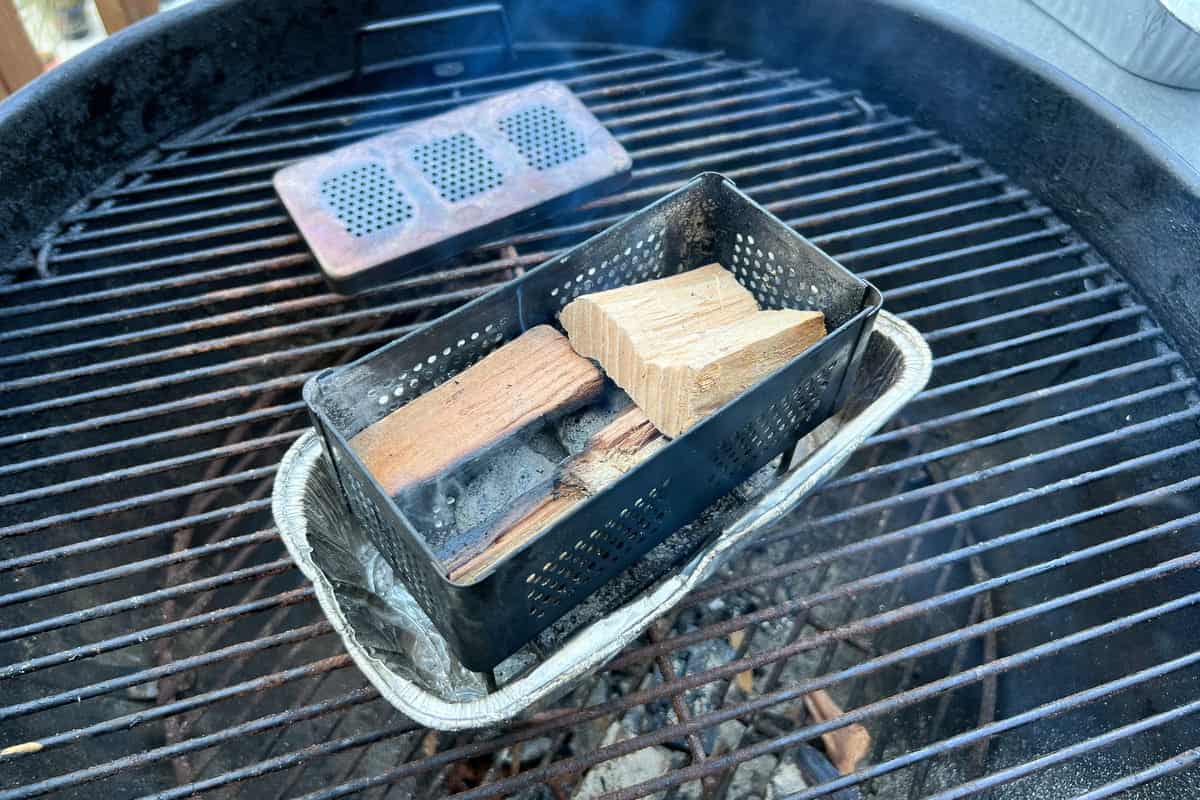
<box><xmin>274</xmin><ymin>80</ymin><xmax>632</xmax><ymax>293</ymax></box>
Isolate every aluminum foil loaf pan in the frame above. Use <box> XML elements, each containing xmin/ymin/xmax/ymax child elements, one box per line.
<box><xmin>272</xmin><ymin>311</ymin><xmax>930</xmax><ymax>730</ymax></box>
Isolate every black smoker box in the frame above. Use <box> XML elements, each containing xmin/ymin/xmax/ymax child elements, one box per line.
<box><xmin>304</xmin><ymin>173</ymin><xmax>882</xmax><ymax>671</ymax></box>
<box><xmin>274</xmin><ymin>80</ymin><xmax>632</xmax><ymax>292</ymax></box>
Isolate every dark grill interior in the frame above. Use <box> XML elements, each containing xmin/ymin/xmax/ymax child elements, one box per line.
<box><xmin>3</xmin><ymin>41</ymin><xmax>1200</xmax><ymax>799</ymax></box>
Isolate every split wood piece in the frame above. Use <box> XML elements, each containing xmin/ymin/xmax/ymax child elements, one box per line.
<box><xmin>803</xmin><ymin>689</ymin><xmax>871</xmax><ymax>776</ymax></box>
<box><xmin>446</xmin><ymin>406</ymin><xmax>667</xmax><ymax>583</ymax></box>
<box><xmin>561</xmin><ymin>264</ymin><xmax>826</xmax><ymax>437</ymax></box>
<box><xmin>561</xmin><ymin>262</ymin><xmax>760</xmax><ymax>392</ymax></box>
<box><xmin>639</xmin><ymin>308</ymin><xmax>826</xmax><ymax>436</ymax></box>
<box><xmin>349</xmin><ymin>325</ymin><xmax>604</xmax><ymax>496</ymax></box>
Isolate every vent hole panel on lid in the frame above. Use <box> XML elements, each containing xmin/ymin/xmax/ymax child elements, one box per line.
<box><xmin>411</xmin><ymin>132</ymin><xmax>505</xmax><ymax>202</ymax></box>
<box><xmin>500</xmin><ymin>104</ymin><xmax>588</xmax><ymax>171</ymax></box>
<box><xmin>319</xmin><ymin>162</ymin><xmax>413</xmax><ymax>238</ymax></box>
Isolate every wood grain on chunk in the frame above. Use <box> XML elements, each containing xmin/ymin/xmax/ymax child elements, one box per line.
<box><xmin>446</xmin><ymin>406</ymin><xmax>666</xmax><ymax>583</ymax></box>
<box><xmin>561</xmin><ymin>264</ymin><xmax>826</xmax><ymax>437</ymax></box>
<box><xmin>349</xmin><ymin>325</ymin><xmax>604</xmax><ymax>496</ymax></box>
<box><xmin>561</xmin><ymin>263</ymin><xmax>760</xmax><ymax>390</ymax></box>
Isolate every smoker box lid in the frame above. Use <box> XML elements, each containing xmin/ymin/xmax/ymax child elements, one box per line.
<box><xmin>273</xmin><ymin>80</ymin><xmax>632</xmax><ymax>293</ymax></box>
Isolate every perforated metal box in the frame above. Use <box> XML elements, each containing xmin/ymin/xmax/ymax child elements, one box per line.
<box><xmin>304</xmin><ymin>174</ymin><xmax>881</xmax><ymax>671</ymax></box>
<box><xmin>274</xmin><ymin>80</ymin><xmax>632</xmax><ymax>292</ymax></box>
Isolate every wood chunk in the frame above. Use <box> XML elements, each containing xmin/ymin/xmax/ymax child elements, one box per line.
<box><xmin>349</xmin><ymin>325</ymin><xmax>604</xmax><ymax>496</ymax></box>
<box><xmin>561</xmin><ymin>263</ymin><xmax>760</xmax><ymax>391</ymax></box>
<box><xmin>641</xmin><ymin>309</ymin><xmax>826</xmax><ymax>436</ymax></box>
<box><xmin>562</xmin><ymin>265</ymin><xmax>826</xmax><ymax>437</ymax></box>
<box><xmin>446</xmin><ymin>406</ymin><xmax>666</xmax><ymax>583</ymax></box>
<box><xmin>803</xmin><ymin>689</ymin><xmax>871</xmax><ymax>775</ymax></box>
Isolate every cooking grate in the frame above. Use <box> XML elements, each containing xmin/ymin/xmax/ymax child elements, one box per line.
<box><xmin>2</xmin><ymin>39</ymin><xmax>1200</xmax><ymax>800</ymax></box>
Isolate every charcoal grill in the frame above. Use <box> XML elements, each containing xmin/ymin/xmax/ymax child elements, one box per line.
<box><xmin>3</xmin><ymin>0</ymin><xmax>1200</xmax><ymax>797</ymax></box>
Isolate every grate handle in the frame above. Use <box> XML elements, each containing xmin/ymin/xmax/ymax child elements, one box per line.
<box><xmin>353</xmin><ymin>4</ymin><xmax>514</xmax><ymax>78</ymax></box>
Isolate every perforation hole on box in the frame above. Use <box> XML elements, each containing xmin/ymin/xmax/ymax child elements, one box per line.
<box><xmin>499</xmin><ymin>104</ymin><xmax>588</xmax><ymax>171</ymax></box>
<box><xmin>551</xmin><ymin>231</ymin><xmax>667</xmax><ymax>307</ymax></box>
<box><xmin>524</xmin><ymin>482</ymin><xmax>669</xmax><ymax>618</ymax></box>
<box><xmin>319</xmin><ymin>162</ymin><xmax>413</xmax><ymax>238</ymax></box>
<box><xmin>364</xmin><ymin>319</ymin><xmax>511</xmax><ymax>414</ymax></box>
<box><xmin>709</xmin><ymin>361</ymin><xmax>838</xmax><ymax>485</ymax></box>
<box><xmin>411</xmin><ymin>133</ymin><xmax>504</xmax><ymax>202</ymax></box>
<box><xmin>336</xmin><ymin>463</ymin><xmax>437</xmax><ymax>611</ymax></box>
<box><xmin>727</xmin><ymin>231</ymin><xmax>833</xmax><ymax>312</ymax></box>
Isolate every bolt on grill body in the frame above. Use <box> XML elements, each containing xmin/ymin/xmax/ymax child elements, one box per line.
<box><xmin>1</xmin><ymin>38</ymin><xmax>1199</xmax><ymax>800</ymax></box>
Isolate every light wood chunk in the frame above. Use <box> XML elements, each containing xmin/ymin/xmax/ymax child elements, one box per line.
<box><xmin>349</xmin><ymin>325</ymin><xmax>604</xmax><ymax>496</ymax></box>
<box><xmin>641</xmin><ymin>309</ymin><xmax>826</xmax><ymax>436</ymax></box>
<box><xmin>446</xmin><ymin>407</ymin><xmax>666</xmax><ymax>583</ymax></box>
<box><xmin>561</xmin><ymin>263</ymin><xmax>760</xmax><ymax>391</ymax></box>
<box><xmin>562</xmin><ymin>265</ymin><xmax>826</xmax><ymax>438</ymax></box>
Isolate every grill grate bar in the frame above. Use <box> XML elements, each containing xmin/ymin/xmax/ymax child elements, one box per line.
<box><xmin>65</xmin><ymin>179</ymin><xmax>276</xmax><ymax>223</ymax></box>
<box><xmin>0</xmin><ymin>465</ymin><xmax>278</xmax><ymax>541</ymax></box>
<box><xmin>568</xmin><ymin>564</ymin><xmax>1200</xmax><ymax>800</ymax></box>
<box><xmin>49</xmin><ymin>216</ymin><xmax>292</xmax><ymax>263</ymax></box>
<box><xmin>595</xmin><ymin>70</ymin><xmax>812</xmax><ymax>120</ymax></box>
<box><xmin>0</xmin><ymin>234</ymin><xmax>302</xmax><ymax>296</ymax></box>
<box><xmin>169</xmin><ymin>50</ymin><xmax>672</xmax><ymax>148</ymax></box>
<box><xmin>929</xmin><ymin>305</ymin><xmax>1147</xmax><ymax>367</ymax></box>
<box><xmin>0</xmin><ymin>403</ymin><xmax>304</xmax><ymax>479</ymax></box>
<box><xmin>728</xmin><ymin>648</ymin><xmax>1200</xmax><ymax>800</ymax></box>
<box><xmin>916</xmin><ymin>328</ymin><xmax>1164</xmax><ymax>401</ymax></box>
<box><xmin>896</xmin><ymin>262</ymin><xmax>1110</xmax><ymax>320</ymax></box>
<box><xmin>0</xmin><ymin>375</ymin><xmax>305</xmax><ymax>450</ymax></box>
<box><xmin>825</xmin><ymin>378</ymin><xmax>1194</xmax><ymax>492</ymax></box>
<box><xmin>55</xmin><ymin>198</ymin><xmax>282</xmax><ymax>245</ymax></box>
<box><xmin>620</xmin><ymin>504</ymin><xmax>1200</xmax><ymax>672</ymax></box>
<box><xmin>795</xmin><ymin>406</ymin><xmax>1200</xmax><ymax>529</ymax></box>
<box><xmin>0</xmin><ymin>655</ymin><xmax>354</xmax><ymax>764</ymax></box>
<box><xmin>0</xmin><ymin>530</ymin><xmax>278</xmax><ymax>615</ymax></box>
<box><xmin>237</xmin><ymin>49</ymin><xmax>723</xmax><ymax>123</ymax></box>
<box><xmin>40</xmin><ymin>119</ymin><xmax>928</xmax><ymax>282</ymax></box>
<box><xmin>870</xmin><ymin>352</ymin><xmax>1181</xmax><ymax>445</ymax></box>
<box><xmin>0</xmin><ymin>622</ymin><xmax>335</xmax><ymax>723</ymax></box>
<box><xmin>0</xmin><ymin>586</ymin><xmax>311</xmax><ymax>680</ymax></box>
<box><xmin>280</xmin><ymin>563</ymin><xmax>1200</xmax><ymax>800</ymax></box>
<box><xmin>141</xmin><ymin>61</ymin><xmax>794</xmax><ymax>173</ymax></box>
<box><xmin>144</xmin><ymin>720</ymin><xmax>420</xmax><ymax>800</ymax></box>
<box><xmin>925</xmin><ymin>697</ymin><xmax>1200</xmax><ymax>800</ymax></box>
<box><xmin>1072</xmin><ymin>748</ymin><xmax>1200</xmax><ymax>800</ymax></box>
<box><xmin>918</xmin><ymin>282</ymin><xmax>1128</xmax><ymax>343</ymax></box>
<box><xmin>0</xmin><ymin>431</ymin><xmax>300</xmax><ymax>510</ymax></box>
<box><xmin>587</xmin><ymin>142</ymin><xmax>961</xmax><ymax>211</ymax></box>
<box><xmin>154</xmin><ymin>79</ymin><xmax>839</xmax><ymax>174</ymax></box>
<box><xmin>91</xmin><ymin>94</ymin><xmax>868</xmax><ymax>205</ymax></box>
<box><xmin>214</xmin><ymin>68</ymin><xmax>810</xmax><ymax>152</ymax></box>
<box><xmin>0</xmin><ymin>498</ymin><xmax>270</xmax><ymax>571</ymax></box>
<box><xmin>685</xmin><ymin>470</ymin><xmax>1200</xmax><ymax>614</ymax></box>
<box><xmin>0</xmin><ymin>687</ymin><xmax>381</xmax><ymax>800</ymax></box>
<box><xmin>0</xmin><ymin>253</ymin><xmax>311</xmax><ymax>321</ymax></box>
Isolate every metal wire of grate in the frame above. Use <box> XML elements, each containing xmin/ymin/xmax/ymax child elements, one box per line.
<box><xmin>1</xmin><ymin>41</ymin><xmax>1199</xmax><ymax>800</ymax></box>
